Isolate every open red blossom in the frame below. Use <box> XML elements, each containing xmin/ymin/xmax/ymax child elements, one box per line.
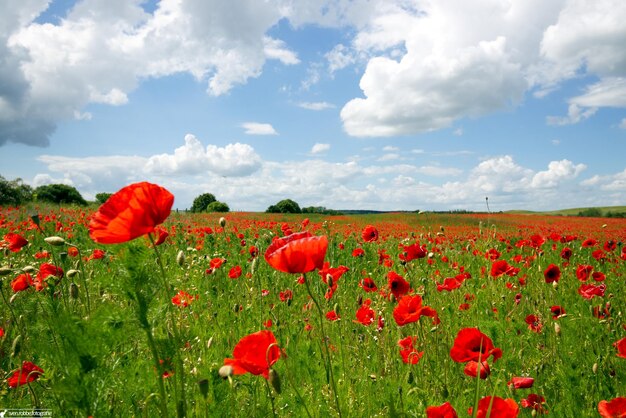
<box><xmin>152</xmin><ymin>226</ymin><xmax>169</xmax><ymax>245</ymax></box>
<box><xmin>265</xmin><ymin>231</ymin><xmax>328</xmax><ymax>274</ymax></box>
<box><xmin>11</xmin><ymin>273</ymin><xmax>34</xmax><ymax>292</ymax></box>
<box><xmin>88</xmin><ymin>249</ymin><xmax>106</xmax><ymax>261</ymax></box>
<box><xmin>508</xmin><ymin>376</ymin><xmax>534</xmax><ymax>389</ymax></box>
<box><xmin>464</xmin><ymin>360</ymin><xmax>490</xmax><ymax>379</ymax></box>
<box><xmin>362</xmin><ymin>225</ymin><xmax>379</xmax><ymax>242</ymax></box>
<box><xmin>578</xmin><ymin>283</ymin><xmax>606</xmax><ymax>299</ymax></box>
<box><xmin>224</xmin><ymin>330</ymin><xmax>280</xmax><ymax>379</ymax></box>
<box><xmin>582</xmin><ymin>238</ymin><xmax>597</xmax><ymax>247</ymax></box>
<box><xmin>436</xmin><ymin>277</ymin><xmax>462</xmax><ymax>292</ymax></box>
<box><xmin>360</xmin><ymin>277</ymin><xmax>378</xmax><ymax>292</ymax></box>
<box><xmin>228</xmin><ymin>266</ymin><xmax>243</xmax><ymax>279</ymax></box>
<box><xmin>450</xmin><ymin>328</ymin><xmax>502</xmax><ymax>363</ymax></box>
<box><xmin>490</xmin><ymin>260</ymin><xmax>519</xmax><ymax>278</ymax></box>
<box><xmin>279</xmin><ymin>289</ymin><xmax>293</xmax><ymax>302</ymax></box>
<box><xmin>393</xmin><ymin>294</ymin><xmax>438</xmax><ymax>326</ymax></box>
<box><xmin>470</xmin><ymin>396</ymin><xmax>519</xmax><ymax>418</ymax></box>
<box><xmin>172</xmin><ymin>290</ymin><xmax>197</xmax><ymax>308</ymax></box>
<box><xmin>426</xmin><ymin>402</ymin><xmax>458</xmax><ymax>418</ymax></box>
<box><xmin>7</xmin><ymin>361</ymin><xmax>44</xmax><ymax>388</ymax></box>
<box><xmin>388</xmin><ymin>271</ymin><xmax>411</xmax><ymax>299</ymax></box>
<box><xmin>576</xmin><ymin>264</ymin><xmax>594</xmax><ymax>281</ymax></box>
<box><xmin>599</xmin><ymin>397</ymin><xmax>626</xmax><ymax>418</ymax></box>
<box><xmin>3</xmin><ymin>233</ymin><xmax>28</xmax><ymax>252</ymax></box>
<box><xmin>35</xmin><ymin>263</ymin><xmax>64</xmax><ymax>291</ymax></box>
<box><xmin>614</xmin><ymin>337</ymin><xmax>626</xmax><ymax>359</ymax></box>
<box><xmin>352</xmin><ymin>248</ymin><xmax>365</xmax><ymax>257</ymax></box>
<box><xmin>355</xmin><ymin>299</ymin><xmax>376</xmax><ymax>326</ymax></box>
<box><xmin>326</xmin><ymin>310</ymin><xmax>340</xmax><ymax>321</ymax></box>
<box><xmin>543</xmin><ymin>264</ymin><xmax>561</xmax><ymax>283</ymax></box>
<box><xmin>560</xmin><ymin>247</ymin><xmax>573</xmax><ymax>260</ymax></box>
<box><xmin>398</xmin><ymin>336</ymin><xmax>423</xmax><ymax>364</ymax></box>
<box><xmin>550</xmin><ymin>305</ymin><xmax>566</xmax><ymax>319</ymax></box>
<box><xmin>592</xmin><ymin>271</ymin><xmax>606</xmax><ymax>282</ymax></box>
<box><xmin>399</xmin><ymin>242</ymin><xmax>427</xmax><ymax>263</ymax></box>
<box><xmin>521</xmin><ymin>394</ymin><xmax>547</xmax><ymax>414</ymax></box>
<box><xmin>89</xmin><ymin>182</ymin><xmax>174</xmax><ymax>244</ymax></box>
<box><xmin>525</xmin><ymin>315</ymin><xmax>543</xmax><ymax>333</ymax></box>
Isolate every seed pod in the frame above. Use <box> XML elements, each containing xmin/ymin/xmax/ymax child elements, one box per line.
<box><xmin>251</xmin><ymin>257</ymin><xmax>258</xmax><ymax>275</ymax></box>
<box><xmin>0</xmin><ymin>266</ymin><xmax>12</xmax><ymax>276</ymax></box>
<box><xmin>11</xmin><ymin>334</ymin><xmax>22</xmax><ymax>358</ymax></box>
<box><xmin>67</xmin><ymin>269</ymin><xmax>80</xmax><ymax>278</ymax></box>
<box><xmin>554</xmin><ymin>322</ymin><xmax>561</xmax><ymax>336</ymax></box>
<box><xmin>219</xmin><ymin>217</ymin><xmax>227</xmax><ymax>228</ymax></box>
<box><xmin>592</xmin><ymin>363</ymin><xmax>598</xmax><ymax>374</ymax></box>
<box><xmin>70</xmin><ymin>282</ymin><xmax>79</xmax><ymax>299</ymax></box>
<box><xmin>197</xmin><ymin>379</ymin><xmax>209</xmax><ymax>398</ymax></box>
<box><xmin>44</xmin><ymin>236</ymin><xmax>66</xmax><ymax>246</ymax></box>
<box><xmin>22</xmin><ymin>265</ymin><xmax>36</xmax><ymax>273</ymax></box>
<box><xmin>218</xmin><ymin>365</ymin><xmax>233</xmax><ymax>379</ymax></box>
<box><xmin>269</xmin><ymin>369</ymin><xmax>281</xmax><ymax>394</ymax></box>
<box><xmin>176</xmin><ymin>250</ymin><xmax>185</xmax><ymax>267</ymax></box>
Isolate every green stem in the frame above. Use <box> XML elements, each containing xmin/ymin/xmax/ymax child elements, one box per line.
<box><xmin>74</xmin><ymin>246</ymin><xmax>91</xmax><ymax>314</ymax></box>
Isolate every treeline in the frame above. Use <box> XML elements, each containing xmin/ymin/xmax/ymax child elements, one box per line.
<box><xmin>1</xmin><ymin>175</ymin><xmax>87</xmax><ymax>206</ymax></box>
<box><xmin>266</xmin><ymin>199</ymin><xmax>342</xmax><ymax>215</ymax></box>
<box><xmin>577</xmin><ymin>207</ymin><xmax>626</xmax><ymax>218</ymax></box>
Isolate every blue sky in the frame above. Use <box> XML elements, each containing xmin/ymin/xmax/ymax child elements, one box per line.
<box><xmin>1</xmin><ymin>0</ymin><xmax>625</xmax><ymax>211</ymax></box>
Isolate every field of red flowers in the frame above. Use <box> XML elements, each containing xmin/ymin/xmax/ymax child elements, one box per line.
<box><xmin>1</xmin><ymin>182</ymin><xmax>626</xmax><ymax>417</ymax></box>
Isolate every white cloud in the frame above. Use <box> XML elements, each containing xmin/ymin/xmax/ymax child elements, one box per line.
<box><xmin>264</xmin><ymin>36</ymin><xmax>300</xmax><ymax>65</ymax></box>
<box><xmin>378</xmin><ymin>153</ymin><xmax>400</xmax><ymax>161</ymax></box>
<box><xmin>326</xmin><ymin>43</ymin><xmax>356</xmax><ymax>73</ymax></box>
<box><xmin>531</xmin><ymin>159</ymin><xmax>586</xmax><ymax>188</ymax></box>
<box><xmin>298</xmin><ymin>101</ymin><xmax>335</xmax><ymax>110</ymax></box>
<box><xmin>241</xmin><ymin>122</ymin><xmax>278</xmax><ymax>135</ymax></box>
<box><xmin>546</xmin><ymin>104</ymin><xmax>598</xmax><ymax>126</ymax></box>
<box><xmin>569</xmin><ymin>78</ymin><xmax>626</xmax><ymax>108</ymax></box>
<box><xmin>382</xmin><ymin>145</ymin><xmax>398</xmax><ymax>152</ymax></box>
<box><xmin>311</xmin><ymin>143</ymin><xmax>330</xmax><ymax>154</ymax></box>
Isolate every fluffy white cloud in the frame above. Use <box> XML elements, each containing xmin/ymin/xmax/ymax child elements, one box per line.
<box><xmin>546</xmin><ymin>104</ymin><xmax>598</xmax><ymax>126</ymax></box>
<box><xmin>241</xmin><ymin>122</ymin><xmax>278</xmax><ymax>135</ymax></box>
<box><xmin>531</xmin><ymin>159</ymin><xmax>586</xmax><ymax>188</ymax></box>
<box><xmin>310</xmin><ymin>143</ymin><xmax>330</xmax><ymax>154</ymax></box>
<box><xmin>264</xmin><ymin>36</ymin><xmax>300</xmax><ymax>65</ymax></box>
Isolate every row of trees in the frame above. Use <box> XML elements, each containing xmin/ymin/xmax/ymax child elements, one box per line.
<box><xmin>265</xmin><ymin>199</ymin><xmax>342</xmax><ymax>215</ymax></box>
<box><xmin>1</xmin><ymin>176</ymin><xmax>87</xmax><ymax>206</ymax></box>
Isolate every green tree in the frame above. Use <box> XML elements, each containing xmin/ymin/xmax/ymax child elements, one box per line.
<box><xmin>206</xmin><ymin>201</ymin><xmax>230</xmax><ymax>213</ymax></box>
<box><xmin>190</xmin><ymin>193</ymin><xmax>217</xmax><ymax>213</ymax></box>
<box><xmin>0</xmin><ymin>175</ymin><xmax>33</xmax><ymax>206</ymax></box>
<box><xmin>95</xmin><ymin>192</ymin><xmax>113</xmax><ymax>204</ymax></box>
<box><xmin>35</xmin><ymin>184</ymin><xmax>87</xmax><ymax>205</ymax></box>
<box><xmin>266</xmin><ymin>199</ymin><xmax>301</xmax><ymax>214</ymax></box>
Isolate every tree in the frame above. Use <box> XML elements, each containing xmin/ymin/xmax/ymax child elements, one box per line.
<box><xmin>0</xmin><ymin>176</ymin><xmax>33</xmax><ymax>206</ymax></box>
<box><xmin>206</xmin><ymin>201</ymin><xmax>230</xmax><ymax>213</ymax></box>
<box><xmin>35</xmin><ymin>184</ymin><xmax>87</xmax><ymax>205</ymax></box>
<box><xmin>95</xmin><ymin>192</ymin><xmax>113</xmax><ymax>204</ymax></box>
<box><xmin>190</xmin><ymin>193</ymin><xmax>216</xmax><ymax>213</ymax></box>
<box><xmin>266</xmin><ymin>199</ymin><xmax>301</xmax><ymax>214</ymax></box>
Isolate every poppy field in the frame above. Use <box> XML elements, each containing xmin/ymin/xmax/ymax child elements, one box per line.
<box><xmin>1</xmin><ymin>182</ymin><xmax>626</xmax><ymax>417</ymax></box>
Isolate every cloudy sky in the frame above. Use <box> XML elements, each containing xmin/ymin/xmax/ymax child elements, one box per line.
<box><xmin>1</xmin><ymin>0</ymin><xmax>625</xmax><ymax>211</ymax></box>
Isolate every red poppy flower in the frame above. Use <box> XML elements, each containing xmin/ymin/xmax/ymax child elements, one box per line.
<box><xmin>491</xmin><ymin>260</ymin><xmax>519</xmax><ymax>278</ymax></box>
<box><xmin>279</xmin><ymin>289</ymin><xmax>293</xmax><ymax>302</ymax></box>
<box><xmin>543</xmin><ymin>264</ymin><xmax>561</xmax><ymax>283</ymax></box>
<box><xmin>426</xmin><ymin>402</ymin><xmax>458</xmax><ymax>418</ymax></box>
<box><xmin>525</xmin><ymin>315</ymin><xmax>543</xmax><ymax>333</ymax></box>
<box><xmin>172</xmin><ymin>290</ymin><xmax>197</xmax><ymax>308</ymax></box>
<box><xmin>88</xmin><ymin>249</ymin><xmax>106</xmax><ymax>261</ymax></box>
<box><xmin>582</xmin><ymin>238</ymin><xmax>597</xmax><ymax>247</ymax></box>
<box><xmin>11</xmin><ymin>273</ymin><xmax>34</xmax><ymax>292</ymax></box>
<box><xmin>550</xmin><ymin>305</ymin><xmax>565</xmax><ymax>319</ymax></box>
<box><xmin>68</xmin><ymin>246</ymin><xmax>79</xmax><ymax>257</ymax></box>
<box><xmin>3</xmin><ymin>233</ymin><xmax>28</xmax><ymax>252</ymax></box>
<box><xmin>521</xmin><ymin>394</ymin><xmax>547</xmax><ymax>414</ymax></box>
<box><xmin>464</xmin><ymin>360</ymin><xmax>491</xmax><ymax>379</ymax></box>
<box><xmin>604</xmin><ymin>240</ymin><xmax>617</xmax><ymax>252</ymax></box>
<box><xmin>388</xmin><ymin>271</ymin><xmax>411</xmax><ymax>299</ymax></box>
<box><xmin>592</xmin><ymin>271</ymin><xmax>606</xmax><ymax>282</ymax></box>
<box><xmin>89</xmin><ymin>182</ymin><xmax>174</xmax><ymax>244</ymax></box>
<box><xmin>508</xmin><ymin>376</ymin><xmax>534</xmax><ymax>389</ymax></box>
<box><xmin>470</xmin><ymin>396</ymin><xmax>519</xmax><ymax>418</ymax></box>
<box><xmin>210</xmin><ymin>257</ymin><xmax>225</xmax><ymax>270</ymax></box>
<box><xmin>34</xmin><ymin>263</ymin><xmax>64</xmax><ymax>291</ymax></box>
<box><xmin>223</xmin><ymin>330</ymin><xmax>281</xmax><ymax>379</ymax></box>
<box><xmin>7</xmin><ymin>361</ymin><xmax>44</xmax><ymax>388</ymax></box>
<box><xmin>450</xmin><ymin>328</ymin><xmax>502</xmax><ymax>363</ymax></box>
<box><xmin>265</xmin><ymin>231</ymin><xmax>328</xmax><ymax>274</ymax></box>
<box><xmin>393</xmin><ymin>294</ymin><xmax>438</xmax><ymax>326</ymax></box>
<box><xmin>0</xmin><ymin>327</ymin><xmax>4</xmax><ymax>338</ymax></box>
<box><xmin>399</xmin><ymin>242</ymin><xmax>427</xmax><ymax>262</ymax></box>
<box><xmin>614</xmin><ymin>337</ymin><xmax>626</xmax><ymax>359</ymax></box>
<box><xmin>599</xmin><ymin>397</ymin><xmax>626</xmax><ymax>418</ymax></box>
<box><xmin>228</xmin><ymin>266</ymin><xmax>243</xmax><ymax>279</ymax></box>
<box><xmin>360</xmin><ymin>277</ymin><xmax>378</xmax><ymax>292</ymax></box>
<box><xmin>578</xmin><ymin>283</ymin><xmax>606</xmax><ymax>299</ymax></box>
<box><xmin>436</xmin><ymin>277</ymin><xmax>462</xmax><ymax>292</ymax></box>
<box><xmin>576</xmin><ymin>264</ymin><xmax>593</xmax><ymax>281</ymax></box>
<box><xmin>34</xmin><ymin>250</ymin><xmax>51</xmax><ymax>259</ymax></box>
<box><xmin>152</xmin><ymin>226</ymin><xmax>169</xmax><ymax>245</ymax></box>
<box><xmin>560</xmin><ymin>247</ymin><xmax>573</xmax><ymax>260</ymax></box>
<box><xmin>361</xmin><ymin>225</ymin><xmax>379</xmax><ymax>242</ymax></box>
<box><xmin>249</xmin><ymin>246</ymin><xmax>258</xmax><ymax>258</ymax></box>
<box><xmin>398</xmin><ymin>336</ymin><xmax>423</xmax><ymax>364</ymax></box>
<box><xmin>352</xmin><ymin>248</ymin><xmax>365</xmax><ymax>257</ymax></box>
<box><xmin>355</xmin><ymin>299</ymin><xmax>376</xmax><ymax>326</ymax></box>
<box><xmin>326</xmin><ymin>311</ymin><xmax>340</xmax><ymax>321</ymax></box>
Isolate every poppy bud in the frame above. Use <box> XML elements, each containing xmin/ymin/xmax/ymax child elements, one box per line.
<box><xmin>70</xmin><ymin>282</ymin><xmax>79</xmax><ymax>299</ymax></box>
<box><xmin>0</xmin><ymin>266</ymin><xmax>12</xmax><ymax>276</ymax></box>
<box><xmin>11</xmin><ymin>334</ymin><xmax>21</xmax><ymax>358</ymax></box>
<box><xmin>198</xmin><ymin>379</ymin><xmax>209</xmax><ymax>398</ymax></box>
<box><xmin>554</xmin><ymin>322</ymin><xmax>561</xmax><ymax>336</ymax></box>
<box><xmin>327</xmin><ymin>275</ymin><xmax>333</xmax><ymax>289</ymax></box>
<box><xmin>552</xmin><ymin>281</ymin><xmax>558</xmax><ymax>290</ymax></box>
<box><xmin>22</xmin><ymin>265</ymin><xmax>36</xmax><ymax>273</ymax></box>
<box><xmin>44</xmin><ymin>236</ymin><xmax>66</xmax><ymax>246</ymax></box>
<box><xmin>219</xmin><ymin>217</ymin><xmax>227</xmax><ymax>228</ymax></box>
<box><xmin>592</xmin><ymin>363</ymin><xmax>598</xmax><ymax>374</ymax></box>
<box><xmin>269</xmin><ymin>369</ymin><xmax>281</xmax><ymax>394</ymax></box>
<box><xmin>251</xmin><ymin>258</ymin><xmax>257</xmax><ymax>275</ymax></box>
<box><xmin>10</xmin><ymin>293</ymin><xmax>19</xmax><ymax>304</ymax></box>
<box><xmin>67</xmin><ymin>269</ymin><xmax>80</xmax><ymax>278</ymax></box>
<box><xmin>176</xmin><ymin>250</ymin><xmax>185</xmax><ymax>267</ymax></box>
<box><xmin>218</xmin><ymin>365</ymin><xmax>233</xmax><ymax>379</ymax></box>
<box><xmin>31</xmin><ymin>213</ymin><xmax>41</xmax><ymax>227</ymax></box>
<box><xmin>428</xmin><ymin>252</ymin><xmax>434</xmax><ymax>259</ymax></box>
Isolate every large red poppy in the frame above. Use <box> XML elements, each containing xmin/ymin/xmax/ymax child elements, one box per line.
<box><xmin>470</xmin><ymin>396</ymin><xmax>519</xmax><ymax>418</ymax></box>
<box><xmin>388</xmin><ymin>271</ymin><xmax>411</xmax><ymax>299</ymax></box>
<box><xmin>426</xmin><ymin>402</ymin><xmax>458</xmax><ymax>418</ymax></box>
<box><xmin>614</xmin><ymin>337</ymin><xmax>626</xmax><ymax>359</ymax></box>
<box><xmin>11</xmin><ymin>273</ymin><xmax>34</xmax><ymax>292</ymax></box>
<box><xmin>398</xmin><ymin>336</ymin><xmax>423</xmax><ymax>364</ymax></box>
<box><xmin>7</xmin><ymin>361</ymin><xmax>44</xmax><ymax>388</ymax></box>
<box><xmin>450</xmin><ymin>328</ymin><xmax>502</xmax><ymax>363</ymax></box>
<box><xmin>599</xmin><ymin>397</ymin><xmax>626</xmax><ymax>418</ymax></box>
<box><xmin>3</xmin><ymin>233</ymin><xmax>28</xmax><ymax>252</ymax></box>
<box><xmin>89</xmin><ymin>182</ymin><xmax>174</xmax><ymax>244</ymax></box>
<box><xmin>223</xmin><ymin>330</ymin><xmax>281</xmax><ymax>379</ymax></box>
<box><xmin>264</xmin><ymin>231</ymin><xmax>328</xmax><ymax>274</ymax></box>
<box><xmin>543</xmin><ymin>264</ymin><xmax>561</xmax><ymax>283</ymax></box>
<box><xmin>361</xmin><ymin>225</ymin><xmax>379</xmax><ymax>242</ymax></box>
<box><xmin>508</xmin><ymin>376</ymin><xmax>534</xmax><ymax>389</ymax></box>
<box><xmin>393</xmin><ymin>294</ymin><xmax>438</xmax><ymax>326</ymax></box>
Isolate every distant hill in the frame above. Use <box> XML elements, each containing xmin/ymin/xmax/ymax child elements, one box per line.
<box><xmin>505</xmin><ymin>206</ymin><xmax>626</xmax><ymax>217</ymax></box>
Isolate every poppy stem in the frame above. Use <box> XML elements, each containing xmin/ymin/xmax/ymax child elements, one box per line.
<box><xmin>303</xmin><ymin>274</ymin><xmax>343</xmax><ymax>417</ymax></box>
<box><xmin>73</xmin><ymin>246</ymin><xmax>91</xmax><ymax>314</ymax></box>
<box><xmin>264</xmin><ymin>378</ymin><xmax>277</xmax><ymax>418</ymax></box>
<box><xmin>472</xmin><ymin>338</ymin><xmax>483</xmax><ymax>418</ymax></box>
